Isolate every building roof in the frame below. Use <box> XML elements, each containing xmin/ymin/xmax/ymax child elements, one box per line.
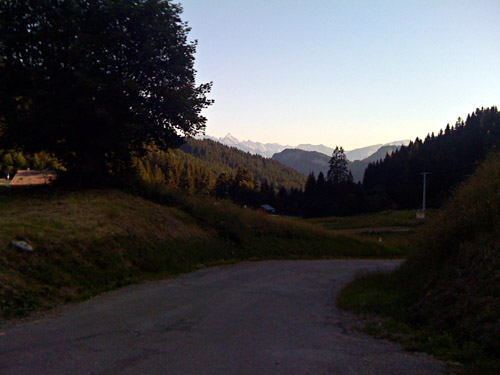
<box><xmin>9</xmin><ymin>170</ymin><xmax>57</xmax><ymax>186</ymax></box>
<box><xmin>260</xmin><ymin>204</ymin><xmax>276</xmax><ymax>212</ymax></box>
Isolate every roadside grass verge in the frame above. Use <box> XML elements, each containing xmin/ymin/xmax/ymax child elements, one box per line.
<box><xmin>302</xmin><ymin>210</ymin><xmax>428</xmax><ymax>257</ymax></box>
<box><xmin>336</xmin><ymin>268</ymin><xmax>499</xmax><ymax>374</ymax></box>
<box><xmin>307</xmin><ymin>209</ymin><xmax>435</xmax><ymax>230</ymax></box>
<box><xmin>344</xmin><ymin>231</ymin><xmax>415</xmax><ymax>257</ymax></box>
<box><xmin>0</xmin><ymin>186</ymin><xmax>397</xmax><ymax>320</ymax></box>
<box><xmin>336</xmin><ymin>150</ymin><xmax>500</xmax><ymax>375</ymax></box>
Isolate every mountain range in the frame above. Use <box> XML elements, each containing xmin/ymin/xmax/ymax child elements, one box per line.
<box><xmin>272</xmin><ymin>144</ymin><xmax>401</xmax><ymax>183</ymax></box>
<box><xmin>203</xmin><ymin>134</ymin><xmax>291</xmax><ymax>158</ymax></box>
<box><xmin>349</xmin><ymin>145</ymin><xmax>401</xmax><ymax>182</ymax></box>
<box><xmin>343</xmin><ymin>141</ymin><xmax>408</xmax><ymax>161</ymax></box>
<box><xmin>177</xmin><ymin>138</ymin><xmax>307</xmax><ymax>190</ymax></box>
<box><xmin>271</xmin><ymin>149</ymin><xmax>330</xmax><ymax>178</ymax></box>
<box><xmin>204</xmin><ymin>133</ymin><xmax>409</xmax><ymax>162</ymax></box>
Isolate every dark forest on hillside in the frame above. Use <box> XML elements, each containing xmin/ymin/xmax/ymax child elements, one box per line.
<box><xmin>364</xmin><ymin>107</ymin><xmax>500</xmax><ymax>209</ymax></box>
<box><xmin>2</xmin><ymin>108</ymin><xmax>498</xmax><ymax>218</ymax></box>
<box><xmin>176</xmin><ymin>108</ymin><xmax>500</xmax><ymax>217</ymax></box>
<box><xmin>179</xmin><ymin>139</ymin><xmax>307</xmax><ymax>190</ymax></box>
<box><xmin>134</xmin><ymin>138</ymin><xmax>306</xmax><ymax>192</ymax></box>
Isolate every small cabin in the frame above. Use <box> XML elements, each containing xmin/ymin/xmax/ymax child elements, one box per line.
<box><xmin>9</xmin><ymin>170</ymin><xmax>57</xmax><ymax>186</ymax></box>
<box><xmin>259</xmin><ymin>204</ymin><xmax>276</xmax><ymax>214</ymax></box>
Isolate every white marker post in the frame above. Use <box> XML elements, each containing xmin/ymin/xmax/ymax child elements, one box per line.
<box><xmin>417</xmin><ymin>172</ymin><xmax>431</xmax><ymax>219</ymax></box>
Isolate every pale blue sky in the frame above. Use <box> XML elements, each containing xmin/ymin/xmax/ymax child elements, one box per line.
<box><xmin>181</xmin><ymin>0</ymin><xmax>500</xmax><ymax>150</ymax></box>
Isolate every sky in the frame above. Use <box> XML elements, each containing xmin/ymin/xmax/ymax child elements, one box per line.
<box><xmin>180</xmin><ymin>0</ymin><xmax>500</xmax><ymax>150</ymax></box>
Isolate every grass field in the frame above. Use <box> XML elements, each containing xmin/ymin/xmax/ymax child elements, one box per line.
<box><xmin>304</xmin><ymin>210</ymin><xmax>435</xmax><ymax>257</ymax></box>
<box><xmin>0</xmin><ymin>186</ymin><xmax>402</xmax><ymax>320</ymax></box>
<box><xmin>306</xmin><ymin>209</ymin><xmax>435</xmax><ymax>230</ymax></box>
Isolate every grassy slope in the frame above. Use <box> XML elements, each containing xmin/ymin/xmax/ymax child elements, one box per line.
<box><xmin>306</xmin><ymin>209</ymin><xmax>434</xmax><ymax>230</ymax></box>
<box><xmin>0</xmin><ymin>187</ymin><xmax>397</xmax><ymax>320</ymax></box>
<box><xmin>336</xmin><ymin>150</ymin><xmax>500</xmax><ymax>374</ymax></box>
<box><xmin>306</xmin><ymin>209</ymin><xmax>434</xmax><ymax>258</ymax></box>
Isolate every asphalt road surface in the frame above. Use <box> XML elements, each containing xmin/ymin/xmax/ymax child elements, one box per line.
<box><xmin>0</xmin><ymin>260</ymin><xmax>445</xmax><ymax>375</ymax></box>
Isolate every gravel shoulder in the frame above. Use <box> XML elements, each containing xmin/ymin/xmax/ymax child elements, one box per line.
<box><xmin>0</xmin><ymin>260</ymin><xmax>445</xmax><ymax>375</ymax></box>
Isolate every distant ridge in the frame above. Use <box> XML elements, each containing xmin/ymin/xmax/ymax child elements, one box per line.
<box><xmin>271</xmin><ymin>149</ymin><xmax>330</xmax><ymax>177</ymax></box>
<box><xmin>204</xmin><ymin>133</ymin><xmax>410</xmax><ymax>162</ymax></box>
<box><xmin>295</xmin><ymin>144</ymin><xmax>334</xmax><ymax>157</ymax></box>
<box><xmin>203</xmin><ymin>133</ymin><xmax>291</xmax><ymax>158</ymax></box>
<box><xmin>272</xmin><ymin>144</ymin><xmax>402</xmax><ymax>183</ymax></box>
<box><xmin>178</xmin><ymin>138</ymin><xmax>307</xmax><ymax>190</ymax></box>
<box><xmin>345</xmin><ymin>140</ymin><xmax>410</xmax><ymax>161</ymax></box>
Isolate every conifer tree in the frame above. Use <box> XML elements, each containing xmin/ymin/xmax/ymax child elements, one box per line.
<box><xmin>327</xmin><ymin>147</ymin><xmax>351</xmax><ymax>184</ymax></box>
<box><xmin>317</xmin><ymin>172</ymin><xmax>326</xmax><ymax>186</ymax></box>
<box><xmin>215</xmin><ymin>173</ymin><xmax>230</xmax><ymax>199</ymax></box>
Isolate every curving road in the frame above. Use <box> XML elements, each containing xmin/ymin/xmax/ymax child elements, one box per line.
<box><xmin>0</xmin><ymin>260</ymin><xmax>445</xmax><ymax>374</ymax></box>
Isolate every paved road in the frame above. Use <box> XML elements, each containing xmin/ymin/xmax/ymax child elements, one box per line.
<box><xmin>0</xmin><ymin>260</ymin><xmax>445</xmax><ymax>375</ymax></box>
<box><xmin>340</xmin><ymin>227</ymin><xmax>413</xmax><ymax>233</ymax></box>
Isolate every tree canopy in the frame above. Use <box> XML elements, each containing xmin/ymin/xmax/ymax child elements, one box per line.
<box><xmin>0</xmin><ymin>0</ymin><xmax>212</xmax><ymax>184</ymax></box>
<box><xmin>327</xmin><ymin>146</ymin><xmax>352</xmax><ymax>184</ymax></box>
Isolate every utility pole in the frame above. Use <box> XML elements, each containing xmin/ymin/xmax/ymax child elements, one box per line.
<box><xmin>419</xmin><ymin>172</ymin><xmax>431</xmax><ymax>219</ymax></box>
<box><xmin>417</xmin><ymin>172</ymin><xmax>431</xmax><ymax>220</ymax></box>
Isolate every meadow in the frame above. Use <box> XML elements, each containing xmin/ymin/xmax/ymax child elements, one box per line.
<box><xmin>0</xmin><ymin>186</ymin><xmax>399</xmax><ymax>320</ymax></box>
<box><xmin>306</xmin><ymin>209</ymin><xmax>434</xmax><ymax>258</ymax></box>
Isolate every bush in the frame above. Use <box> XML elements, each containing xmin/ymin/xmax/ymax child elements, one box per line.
<box><xmin>408</xmin><ymin>150</ymin><xmax>500</xmax><ymax>355</ymax></box>
<box><xmin>337</xmin><ymin>149</ymin><xmax>500</xmax><ymax>372</ymax></box>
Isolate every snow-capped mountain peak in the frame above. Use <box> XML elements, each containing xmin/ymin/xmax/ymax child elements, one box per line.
<box><xmin>203</xmin><ymin>133</ymin><xmax>410</xmax><ymax>160</ymax></box>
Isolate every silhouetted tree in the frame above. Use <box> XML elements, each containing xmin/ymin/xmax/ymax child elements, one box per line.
<box><xmin>303</xmin><ymin>172</ymin><xmax>317</xmax><ymax>198</ymax></box>
<box><xmin>0</xmin><ymin>0</ymin><xmax>212</xmax><ymax>185</ymax></box>
<box><xmin>317</xmin><ymin>172</ymin><xmax>326</xmax><ymax>187</ymax></box>
<box><xmin>327</xmin><ymin>147</ymin><xmax>352</xmax><ymax>184</ymax></box>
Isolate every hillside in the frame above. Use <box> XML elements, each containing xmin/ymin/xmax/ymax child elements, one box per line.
<box><xmin>364</xmin><ymin>107</ymin><xmax>500</xmax><ymax>208</ymax></box>
<box><xmin>272</xmin><ymin>145</ymin><xmax>399</xmax><ymax>182</ymax></box>
<box><xmin>0</xmin><ymin>187</ymin><xmax>395</xmax><ymax>319</ymax></box>
<box><xmin>337</xmin><ymin>149</ymin><xmax>500</xmax><ymax>373</ymax></box>
<box><xmin>349</xmin><ymin>145</ymin><xmax>399</xmax><ymax>182</ymax></box>
<box><xmin>407</xmin><ymin>150</ymin><xmax>500</xmax><ymax>362</ymax></box>
<box><xmin>271</xmin><ymin>149</ymin><xmax>330</xmax><ymax>176</ymax></box>
<box><xmin>178</xmin><ymin>138</ymin><xmax>307</xmax><ymax>190</ymax></box>
<box><xmin>135</xmin><ymin>138</ymin><xmax>307</xmax><ymax>195</ymax></box>
<box><xmin>345</xmin><ymin>140</ymin><xmax>409</xmax><ymax>161</ymax></box>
